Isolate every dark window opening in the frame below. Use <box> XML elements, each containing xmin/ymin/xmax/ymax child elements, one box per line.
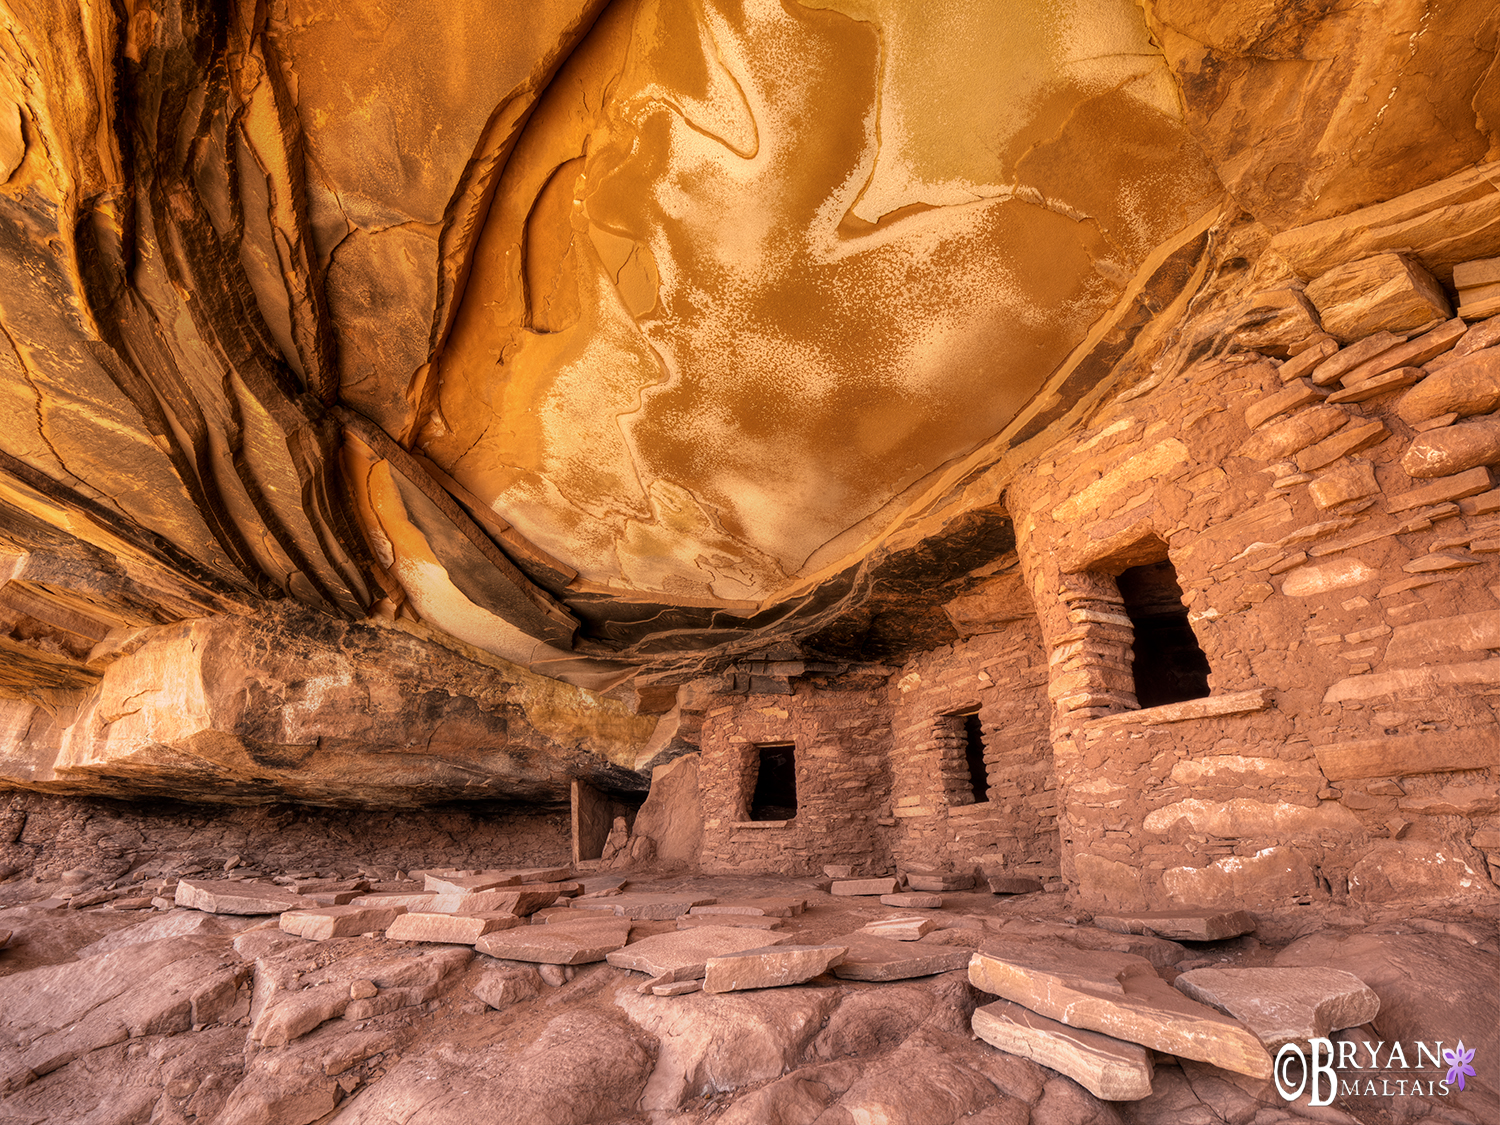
<box><xmin>750</xmin><ymin>743</ymin><xmax>797</xmax><ymax>820</ymax></box>
<box><xmin>962</xmin><ymin>712</ymin><xmax>989</xmax><ymax>804</ymax></box>
<box><xmin>1116</xmin><ymin>558</ymin><xmax>1211</xmax><ymax>709</ymax></box>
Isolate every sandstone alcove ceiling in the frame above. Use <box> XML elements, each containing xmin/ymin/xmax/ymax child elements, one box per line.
<box><xmin>0</xmin><ymin>0</ymin><xmax>1498</xmax><ymax>807</ymax></box>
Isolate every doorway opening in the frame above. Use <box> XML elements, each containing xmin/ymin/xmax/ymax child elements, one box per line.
<box><xmin>750</xmin><ymin>743</ymin><xmax>797</xmax><ymax>820</ymax></box>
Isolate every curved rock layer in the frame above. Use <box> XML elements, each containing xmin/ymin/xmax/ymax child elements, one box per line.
<box><xmin>0</xmin><ymin>1</ymin><xmax>1498</xmax><ymax>803</ymax></box>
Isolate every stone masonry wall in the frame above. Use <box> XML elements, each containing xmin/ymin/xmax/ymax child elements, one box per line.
<box><xmin>697</xmin><ymin>681</ymin><xmax>893</xmax><ymax>876</ymax></box>
<box><xmin>887</xmin><ymin>622</ymin><xmax>1058</xmax><ymax>882</ymax></box>
<box><xmin>1006</xmin><ymin>237</ymin><xmax>1500</xmax><ymax>911</ymax></box>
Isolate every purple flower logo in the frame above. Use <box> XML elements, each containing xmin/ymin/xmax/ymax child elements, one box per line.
<box><xmin>1443</xmin><ymin>1042</ymin><xmax>1477</xmax><ymax>1091</ymax></box>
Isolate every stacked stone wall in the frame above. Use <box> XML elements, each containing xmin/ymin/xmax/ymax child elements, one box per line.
<box><xmin>696</xmin><ymin>682</ymin><xmax>893</xmax><ymax>876</ymax></box>
<box><xmin>886</xmin><ymin>624</ymin><xmax>1057</xmax><ymax>880</ymax></box>
<box><xmin>1009</xmin><ymin>294</ymin><xmax>1500</xmax><ymax>909</ymax></box>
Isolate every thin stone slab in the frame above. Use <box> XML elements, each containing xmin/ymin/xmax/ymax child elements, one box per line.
<box><xmin>653</xmin><ymin>979</ymin><xmax>702</xmax><ymax>996</ymax></box>
<box><xmin>575</xmin><ymin>875</ymin><xmax>627</xmax><ymax>897</ymax></box>
<box><xmin>969</xmin><ymin>945</ymin><xmax>1274</xmax><ymax>1079</ymax></box>
<box><xmin>1092</xmin><ymin>910</ymin><xmax>1257</xmax><ymax>942</ymax></box>
<box><xmin>495</xmin><ymin>866</ymin><xmax>574</xmax><ymax>884</ymax></box>
<box><xmin>422</xmin><ymin>872</ymin><xmax>522</xmax><ymax>894</ymax></box>
<box><xmin>286</xmin><ymin>877</ymin><xmax>370</xmax><ymax>895</ymax></box>
<box><xmin>569</xmin><ymin>894</ymin><xmax>716</xmax><ymax>920</ymax></box>
<box><xmin>386</xmin><ymin>911</ymin><xmax>521</xmax><ymax>944</ymax></box>
<box><xmin>349</xmin><ymin>892</ymin><xmax>438</xmax><ymax>910</ymax></box>
<box><xmin>880</xmin><ymin>892</ymin><xmax>942</xmax><ymax>908</ymax></box>
<box><xmin>831</xmin><ymin>934</ymin><xmax>970</xmax><ymax>981</ymax></box>
<box><xmin>427</xmin><ymin>888</ymin><xmax>558</xmax><ymax>916</ymax></box>
<box><xmin>830</xmin><ymin>878</ymin><xmax>899</xmax><ymax>896</ymax></box>
<box><xmin>1173</xmin><ymin>967</ymin><xmax>1380</xmax><ymax>1051</ymax></box>
<box><xmin>986</xmin><ymin>875</ymin><xmax>1043</xmax><ymax>895</ymax></box>
<box><xmin>176</xmin><ymin>878</ymin><xmax>309</xmax><ymax>915</ymax></box>
<box><xmin>0</xmin><ymin>929</ymin><xmax>10</xmax><ymax>949</ymax></box>
<box><xmin>687</xmin><ymin>897</ymin><xmax>806</xmax><ymax>918</ymax></box>
<box><xmin>279</xmin><ymin>904</ymin><xmax>407</xmax><ymax>940</ymax></box>
<box><xmin>474</xmin><ymin>920</ymin><xmax>633</xmax><ymax>965</ymax></box>
<box><xmin>973</xmin><ymin>998</ymin><xmax>1154</xmax><ymax>1102</ymax></box>
<box><xmin>702</xmin><ymin>944</ymin><xmax>847</xmax><ymax>993</ymax></box>
<box><xmin>302</xmin><ymin>889</ymin><xmax>368</xmax><ymax>906</ymax></box>
<box><xmin>858</xmin><ymin>916</ymin><xmax>935</xmax><ymax>941</ymax></box>
<box><xmin>605</xmin><ymin>926</ymin><xmax>792</xmax><ymax>979</ymax></box>
<box><xmin>676</xmin><ymin>915</ymin><xmax>786</xmax><ymax>932</ymax></box>
<box><xmin>905</xmin><ymin>873</ymin><xmax>975</xmax><ymax>892</ymax></box>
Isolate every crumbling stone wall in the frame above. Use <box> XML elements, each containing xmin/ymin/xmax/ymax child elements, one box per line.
<box><xmin>887</xmin><ymin>624</ymin><xmax>1057</xmax><ymax>881</ymax></box>
<box><xmin>697</xmin><ymin>681</ymin><xmax>893</xmax><ymax>876</ymax></box>
<box><xmin>1007</xmin><ymin>234</ymin><xmax>1500</xmax><ymax>911</ymax></box>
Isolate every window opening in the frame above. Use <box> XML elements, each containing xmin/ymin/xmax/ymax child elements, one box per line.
<box><xmin>962</xmin><ymin>712</ymin><xmax>988</xmax><ymax>804</ymax></box>
<box><xmin>750</xmin><ymin>743</ymin><xmax>797</xmax><ymax>820</ymax></box>
<box><xmin>1115</xmin><ymin>558</ymin><xmax>1210</xmax><ymax>708</ymax></box>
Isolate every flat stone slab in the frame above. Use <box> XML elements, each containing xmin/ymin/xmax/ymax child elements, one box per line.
<box><xmin>302</xmin><ymin>889</ymin><xmax>367</xmax><ymax>906</ymax></box>
<box><xmin>703</xmin><ymin>944</ymin><xmax>847</xmax><ymax>993</ymax></box>
<box><xmin>831</xmin><ymin>934</ymin><xmax>970</xmax><ymax>981</ymax></box>
<box><xmin>969</xmin><ymin>945</ymin><xmax>1273</xmax><ymax>1079</ymax></box>
<box><xmin>1093</xmin><ymin>910</ymin><xmax>1257</xmax><ymax>942</ymax></box>
<box><xmin>287</xmin><ymin>877</ymin><xmax>370</xmax><ymax>895</ymax></box>
<box><xmin>575</xmin><ymin>875</ymin><xmax>628</xmax><ymax>896</ymax></box>
<box><xmin>1174</xmin><ymin>966</ymin><xmax>1380</xmax><ymax>1051</ymax></box>
<box><xmin>880</xmin><ymin>892</ymin><xmax>943</xmax><ymax>908</ymax></box>
<box><xmin>279</xmin><ymin>904</ymin><xmax>407</xmax><ymax>940</ymax></box>
<box><xmin>386</xmin><ymin>911</ymin><xmax>521</xmax><ymax>944</ymax></box>
<box><xmin>176</xmin><ymin>878</ymin><xmax>309</xmax><ymax>915</ymax></box>
<box><xmin>569</xmin><ymin>894</ymin><xmax>716</xmax><ymax>920</ymax></box>
<box><xmin>687</xmin><ymin>897</ymin><xmax>806</xmax><ymax>918</ymax></box>
<box><xmin>830</xmin><ymin>878</ymin><xmax>900</xmax><ymax>896</ymax></box>
<box><xmin>676</xmin><ymin>915</ymin><xmax>786</xmax><ymax>932</ymax></box>
<box><xmin>858</xmin><ymin>916</ymin><xmax>935</xmax><ymax>941</ymax></box>
<box><xmin>427</xmin><ymin>888</ymin><xmax>558</xmax><ymax>916</ymax></box>
<box><xmin>653</xmin><ymin>979</ymin><xmax>702</xmax><ymax>996</ymax></box>
<box><xmin>474</xmin><ymin>920</ymin><xmax>633</xmax><ymax>965</ymax></box>
<box><xmin>905</xmin><ymin>873</ymin><xmax>974</xmax><ymax>892</ymax></box>
<box><xmin>349</xmin><ymin>892</ymin><xmax>438</xmax><ymax>910</ymax></box>
<box><xmin>973</xmin><ymin>998</ymin><xmax>1154</xmax><ymax>1102</ymax></box>
<box><xmin>495</xmin><ymin>866</ymin><xmax>574</xmax><ymax>884</ymax></box>
<box><xmin>422</xmin><ymin>872</ymin><xmax>522</xmax><ymax>894</ymax></box>
<box><xmin>606</xmin><ymin>926</ymin><xmax>792</xmax><ymax>980</ymax></box>
<box><xmin>986</xmin><ymin>875</ymin><xmax>1043</xmax><ymax>895</ymax></box>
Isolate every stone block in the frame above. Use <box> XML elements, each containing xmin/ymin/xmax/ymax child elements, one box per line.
<box><xmin>279</xmin><ymin>904</ymin><xmax>407</xmax><ymax>940</ymax></box>
<box><xmin>471</xmin><ymin>966</ymin><xmax>542</xmax><ymax>1010</ymax></box>
<box><xmin>1402</xmin><ymin>416</ymin><xmax>1500</xmax><ymax>478</ymax></box>
<box><xmin>1305</xmin><ymin>253</ymin><xmax>1451</xmax><ymax>342</ymax></box>
<box><xmin>1092</xmin><ymin>910</ymin><xmax>1256</xmax><ymax>942</ymax></box>
<box><xmin>1174</xmin><ymin>967</ymin><xmax>1379</xmax><ymax>1051</ymax></box>
<box><xmin>687</xmin><ymin>897</ymin><xmax>805</xmax><ymax>918</ymax></box>
<box><xmin>652</xmin><ymin>979</ymin><xmax>702</xmax><ymax>996</ymax></box>
<box><xmin>605</xmin><ymin>926</ymin><xmax>790</xmax><ymax>979</ymax></box>
<box><xmin>1308</xmin><ymin>462</ymin><xmax>1379</xmax><ymax>509</ymax></box>
<box><xmin>904</xmin><ymin>873</ymin><xmax>974</xmax><ymax>891</ymax></box>
<box><xmin>569</xmin><ymin>893</ymin><xmax>716</xmax><ymax>920</ymax></box>
<box><xmin>1387</xmin><ymin>465</ymin><xmax>1495</xmax><ymax>512</ymax></box>
<box><xmin>1237</xmin><ymin>404</ymin><xmax>1349</xmax><ymax>461</ymax></box>
<box><xmin>422</xmin><ymin>872</ymin><xmax>522</xmax><ymax>894</ymax></box>
<box><xmin>175</xmin><ymin>879</ymin><xmax>308</xmax><ymax>916</ymax></box>
<box><xmin>349</xmin><ymin>892</ymin><xmax>438</xmax><ymax>911</ymax></box>
<box><xmin>879</xmin><ymin>892</ymin><xmax>943</xmax><ymax>908</ymax></box>
<box><xmin>426</xmin><ymin>888</ymin><xmax>558</xmax><ymax>916</ymax></box>
<box><xmin>968</xmin><ymin>946</ymin><xmax>1273</xmax><ymax>1078</ymax></box>
<box><xmin>385</xmin><ymin>912</ymin><xmax>520</xmax><ymax>943</ymax></box>
<box><xmin>1280</xmin><ymin>559</ymin><xmax>1378</xmax><ymax>597</ymax></box>
<box><xmin>1162</xmin><ymin>849</ymin><xmax>1316</xmax><ymax>910</ymax></box>
<box><xmin>676</xmin><ymin>915</ymin><xmax>786</xmax><ymax>931</ymax></box>
<box><xmin>1230</xmin><ymin>288</ymin><xmax>1323</xmax><ymax>355</ymax></box>
<box><xmin>474</xmin><ymin>920</ymin><xmax>633</xmax><ymax>965</ymax></box>
<box><xmin>857</xmin><ymin>916</ymin><xmax>935</xmax><ymax>941</ymax></box>
<box><xmin>1245</xmin><ymin>380</ymin><xmax>1325</xmax><ymax>430</ymax></box>
<box><xmin>1337</xmin><ymin>317</ymin><xmax>1466</xmax><ymax>385</ymax></box>
<box><xmin>1397</xmin><ymin>348</ymin><xmax>1500</xmax><ymax>423</ymax></box>
<box><xmin>830</xmin><ymin>878</ymin><xmax>900</xmax><ymax>896</ymax></box>
<box><xmin>831</xmin><ymin>934</ymin><xmax>972</xmax><ymax>981</ymax></box>
<box><xmin>1326</xmin><ymin>366</ymin><xmax>1424</xmax><ymax>403</ymax></box>
<box><xmin>972</xmin><ymin>998</ymin><xmax>1153</xmax><ymax>1102</ymax></box>
<box><xmin>1308</xmin><ymin>330</ymin><xmax>1407</xmax><ymax>386</ymax></box>
<box><xmin>1346</xmin><ymin>842</ymin><xmax>1490</xmax><ymax>904</ymax></box>
<box><xmin>702</xmin><ymin>944</ymin><xmax>847</xmax><ymax>993</ymax></box>
<box><xmin>1453</xmin><ymin>256</ymin><xmax>1500</xmax><ymax>289</ymax></box>
<box><xmin>1294</xmin><ymin>420</ymin><xmax>1388</xmax><ymax>472</ymax></box>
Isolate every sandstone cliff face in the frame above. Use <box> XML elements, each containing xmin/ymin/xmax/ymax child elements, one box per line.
<box><xmin>0</xmin><ymin>1</ymin><xmax>1498</xmax><ymax>808</ymax></box>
